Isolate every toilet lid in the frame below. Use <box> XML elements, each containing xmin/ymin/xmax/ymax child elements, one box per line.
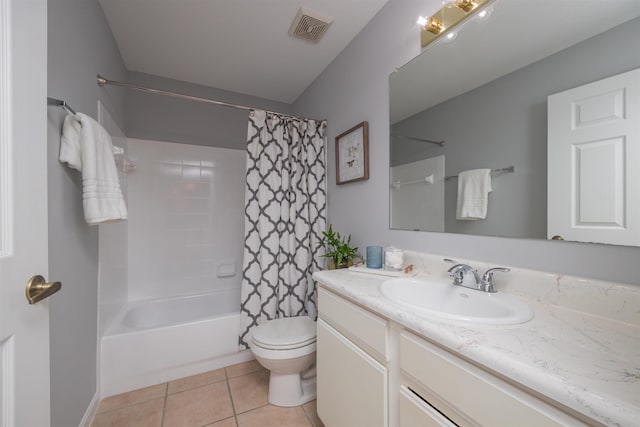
<box><xmin>251</xmin><ymin>316</ymin><xmax>316</xmax><ymax>350</ymax></box>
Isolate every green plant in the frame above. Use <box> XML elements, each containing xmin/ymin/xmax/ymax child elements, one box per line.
<box><xmin>321</xmin><ymin>224</ymin><xmax>360</xmax><ymax>269</ymax></box>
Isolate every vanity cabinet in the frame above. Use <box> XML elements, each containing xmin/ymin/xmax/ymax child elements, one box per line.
<box><xmin>317</xmin><ymin>284</ymin><xmax>593</xmax><ymax>427</ymax></box>
<box><xmin>317</xmin><ymin>288</ymin><xmax>389</xmax><ymax>427</ymax></box>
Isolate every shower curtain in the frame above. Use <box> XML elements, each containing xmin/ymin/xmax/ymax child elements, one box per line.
<box><xmin>239</xmin><ymin>110</ymin><xmax>327</xmax><ymax>348</ymax></box>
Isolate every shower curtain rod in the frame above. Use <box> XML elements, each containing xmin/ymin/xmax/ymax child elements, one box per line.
<box><xmin>96</xmin><ymin>75</ymin><xmax>324</xmax><ymax>122</ymax></box>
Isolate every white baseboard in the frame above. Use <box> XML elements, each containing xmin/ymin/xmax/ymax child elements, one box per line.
<box><xmin>78</xmin><ymin>392</ymin><xmax>100</xmax><ymax>427</ymax></box>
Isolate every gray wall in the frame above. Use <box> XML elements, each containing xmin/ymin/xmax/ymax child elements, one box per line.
<box><xmin>126</xmin><ymin>71</ymin><xmax>292</xmax><ymax>149</ymax></box>
<box><xmin>47</xmin><ymin>0</ymin><xmax>128</xmax><ymax>425</ymax></box>
<box><xmin>391</xmin><ymin>18</ymin><xmax>640</xmax><ymax>239</ymax></box>
<box><xmin>47</xmin><ymin>5</ymin><xmax>294</xmax><ymax>425</ymax></box>
<box><xmin>293</xmin><ymin>0</ymin><xmax>640</xmax><ymax>286</ymax></box>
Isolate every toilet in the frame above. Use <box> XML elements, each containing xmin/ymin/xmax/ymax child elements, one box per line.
<box><xmin>248</xmin><ymin>316</ymin><xmax>317</xmax><ymax>407</ymax></box>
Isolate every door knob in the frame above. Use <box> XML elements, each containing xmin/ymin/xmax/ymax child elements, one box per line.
<box><xmin>25</xmin><ymin>275</ymin><xmax>62</xmax><ymax>304</ymax></box>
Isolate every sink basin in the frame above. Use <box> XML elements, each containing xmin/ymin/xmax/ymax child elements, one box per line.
<box><xmin>379</xmin><ymin>277</ymin><xmax>533</xmax><ymax>325</ymax></box>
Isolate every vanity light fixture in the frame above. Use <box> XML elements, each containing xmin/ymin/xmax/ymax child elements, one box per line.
<box><xmin>417</xmin><ymin>16</ymin><xmax>445</xmax><ymax>35</ymax></box>
<box><xmin>419</xmin><ymin>0</ymin><xmax>493</xmax><ymax>48</ymax></box>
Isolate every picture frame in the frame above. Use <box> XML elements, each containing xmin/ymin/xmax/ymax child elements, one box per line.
<box><xmin>335</xmin><ymin>121</ymin><xmax>369</xmax><ymax>185</ymax></box>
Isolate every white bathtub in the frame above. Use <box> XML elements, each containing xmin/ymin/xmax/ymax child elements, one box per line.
<box><xmin>100</xmin><ymin>289</ymin><xmax>254</xmax><ymax>397</ymax></box>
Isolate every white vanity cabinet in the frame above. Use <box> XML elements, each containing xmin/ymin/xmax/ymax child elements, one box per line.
<box><xmin>317</xmin><ymin>287</ymin><xmax>390</xmax><ymax>427</ymax></box>
<box><xmin>316</xmin><ymin>284</ymin><xmax>594</xmax><ymax>427</ymax></box>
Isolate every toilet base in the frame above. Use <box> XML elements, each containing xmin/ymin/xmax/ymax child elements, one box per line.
<box><xmin>267</xmin><ymin>366</ymin><xmax>316</xmax><ymax>407</ymax></box>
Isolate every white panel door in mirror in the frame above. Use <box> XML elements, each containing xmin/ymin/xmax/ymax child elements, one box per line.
<box><xmin>548</xmin><ymin>68</ymin><xmax>640</xmax><ymax>246</ymax></box>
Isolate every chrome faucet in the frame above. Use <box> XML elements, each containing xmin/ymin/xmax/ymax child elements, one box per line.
<box><xmin>444</xmin><ymin>259</ymin><xmax>510</xmax><ymax>293</ymax></box>
<box><xmin>446</xmin><ymin>262</ymin><xmax>481</xmax><ymax>288</ymax></box>
<box><xmin>480</xmin><ymin>267</ymin><xmax>511</xmax><ymax>293</ymax></box>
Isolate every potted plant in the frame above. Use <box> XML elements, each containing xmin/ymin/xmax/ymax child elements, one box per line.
<box><xmin>321</xmin><ymin>224</ymin><xmax>361</xmax><ymax>269</ymax></box>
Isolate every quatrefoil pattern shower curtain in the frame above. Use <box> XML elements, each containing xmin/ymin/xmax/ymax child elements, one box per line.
<box><xmin>239</xmin><ymin>110</ymin><xmax>327</xmax><ymax>348</ymax></box>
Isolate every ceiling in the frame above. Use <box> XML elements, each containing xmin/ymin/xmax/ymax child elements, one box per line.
<box><xmin>99</xmin><ymin>0</ymin><xmax>389</xmax><ymax>104</ymax></box>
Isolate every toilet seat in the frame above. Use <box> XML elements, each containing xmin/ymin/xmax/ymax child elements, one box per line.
<box><xmin>251</xmin><ymin>316</ymin><xmax>316</xmax><ymax>350</ymax></box>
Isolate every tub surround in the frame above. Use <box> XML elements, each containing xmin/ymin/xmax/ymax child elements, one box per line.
<box><xmin>126</xmin><ymin>138</ymin><xmax>246</xmax><ymax>303</ymax></box>
<box><xmin>313</xmin><ymin>251</ymin><xmax>640</xmax><ymax>426</ymax></box>
<box><xmin>98</xmin><ymin>137</ymin><xmax>249</xmax><ymax>398</ymax></box>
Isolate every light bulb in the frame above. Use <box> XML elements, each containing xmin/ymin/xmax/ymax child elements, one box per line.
<box><xmin>416</xmin><ymin>16</ymin><xmax>428</xmax><ymax>26</ymax></box>
<box><xmin>477</xmin><ymin>7</ymin><xmax>492</xmax><ymax>19</ymax></box>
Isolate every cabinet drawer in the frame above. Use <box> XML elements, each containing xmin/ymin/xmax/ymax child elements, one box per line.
<box><xmin>399</xmin><ymin>386</ymin><xmax>457</xmax><ymax>427</ymax></box>
<box><xmin>318</xmin><ymin>287</ymin><xmax>388</xmax><ymax>362</ymax></box>
<box><xmin>400</xmin><ymin>331</ymin><xmax>586</xmax><ymax>427</ymax></box>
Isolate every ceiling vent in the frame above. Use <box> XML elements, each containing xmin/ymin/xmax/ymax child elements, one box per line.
<box><xmin>288</xmin><ymin>7</ymin><xmax>333</xmax><ymax>43</ymax></box>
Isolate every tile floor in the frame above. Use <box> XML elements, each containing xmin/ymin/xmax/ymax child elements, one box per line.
<box><xmin>91</xmin><ymin>360</ymin><xmax>324</xmax><ymax>427</ymax></box>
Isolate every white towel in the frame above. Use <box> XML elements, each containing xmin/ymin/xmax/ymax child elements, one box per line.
<box><xmin>59</xmin><ymin>113</ymin><xmax>128</xmax><ymax>225</ymax></box>
<box><xmin>456</xmin><ymin>169</ymin><xmax>492</xmax><ymax>220</ymax></box>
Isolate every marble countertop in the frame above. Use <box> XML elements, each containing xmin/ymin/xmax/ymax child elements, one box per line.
<box><xmin>313</xmin><ymin>268</ymin><xmax>640</xmax><ymax>427</ymax></box>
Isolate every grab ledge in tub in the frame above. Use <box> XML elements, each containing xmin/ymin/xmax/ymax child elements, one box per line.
<box><xmin>217</xmin><ymin>263</ymin><xmax>236</xmax><ymax>278</ymax></box>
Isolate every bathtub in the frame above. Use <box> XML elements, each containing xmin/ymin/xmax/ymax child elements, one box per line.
<box><xmin>100</xmin><ymin>288</ymin><xmax>254</xmax><ymax>397</ymax></box>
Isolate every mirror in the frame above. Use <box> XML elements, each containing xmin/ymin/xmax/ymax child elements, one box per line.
<box><xmin>389</xmin><ymin>0</ymin><xmax>640</xmax><ymax>242</ymax></box>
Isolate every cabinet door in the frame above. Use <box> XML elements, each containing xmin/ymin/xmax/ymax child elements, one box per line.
<box><xmin>317</xmin><ymin>319</ymin><xmax>388</xmax><ymax>427</ymax></box>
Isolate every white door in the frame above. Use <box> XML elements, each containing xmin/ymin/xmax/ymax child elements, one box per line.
<box><xmin>548</xmin><ymin>68</ymin><xmax>640</xmax><ymax>245</ymax></box>
<box><xmin>0</xmin><ymin>0</ymin><xmax>51</xmax><ymax>426</ymax></box>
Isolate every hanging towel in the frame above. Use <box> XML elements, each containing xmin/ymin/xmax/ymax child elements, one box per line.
<box><xmin>456</xmin><ymin>169</ymin><xmax>492</xmax><ymax>220</ymax></box>
<box><xmin>59</xmin><ymin>113</ymin><xmax>128</xmax><ymax>225</ymax></box>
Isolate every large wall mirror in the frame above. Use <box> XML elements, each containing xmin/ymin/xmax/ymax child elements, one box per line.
<box><xmin>389</xmin><ymin>0</ymin><xmax>640</xmax><ymax>244</ymax></box>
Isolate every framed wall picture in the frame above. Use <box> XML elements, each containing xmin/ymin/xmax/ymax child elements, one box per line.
<box><xmin>335</xmin><ymin>121</ymin><xmax>369</xmax><ymax>185</ymax></box>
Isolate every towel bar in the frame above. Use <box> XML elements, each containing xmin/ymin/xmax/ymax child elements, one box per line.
<box><xmin>47</xmin><ymin>97</ymin><xmax>76</xmax><ymax>115</ymax></box>
<box><xmin>445</xmin><ymin>166</ymin><xmax>514</xmax><ymax>181</ymax></box>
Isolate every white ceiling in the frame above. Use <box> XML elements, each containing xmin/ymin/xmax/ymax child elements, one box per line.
<box><xmin>99</xmin><ymin>0</ymin><xmax>389</xmax><ymax>104</ymax></box>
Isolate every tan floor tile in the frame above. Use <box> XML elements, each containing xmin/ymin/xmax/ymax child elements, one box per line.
<box><xmin>237</xmin><ymin>405</ymin><xmax>312</xmax><ymax>427</ymax></box>
<box><xmin>302</xmin><ymin>400</ymin><xmax>324</xmax><ymax>427</ymax></box>
<box><xmin>168</xmin><ymin>368</ymin><xmax>226</xmax><ymax>394</ymax></box>
<box><xmin>204</xmin><ymin>417</ymin><xmax>238</xmax><ymax>427</ymax></box>
<box><xmin>97</xmin><ymin>383</ymin><xmax>167</xmax><ymax>414</ymax></box>
<box><xmin>225</xmin><ymin>360</ymin><xmax>265</xmax><ymax>378</ymax></box>
<box><xmin>228</xmin><ymin>370</ymin><xmax>269</xmax><ymax>414</ymax></box>
<box><xmin>163</xmin><ymin>381</ymin><xmax>234</xmax><ymax>427</ymax></box>
<box><xmin>91</xmin><ymin>397</ymin><xmax>164</xmax><ymax>427</ymax></box>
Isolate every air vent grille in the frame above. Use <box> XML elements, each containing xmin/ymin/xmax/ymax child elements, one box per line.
<box><xmin>289</xmin><ymin>7</ymin><xmax>333</xmax><ymax>43</ymax></box>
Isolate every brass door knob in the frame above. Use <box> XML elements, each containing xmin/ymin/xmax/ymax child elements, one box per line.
<box><xmin>25</xmin><ymin>275</ymin><xmax>62</xmax><ymax>304</ymax></box>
